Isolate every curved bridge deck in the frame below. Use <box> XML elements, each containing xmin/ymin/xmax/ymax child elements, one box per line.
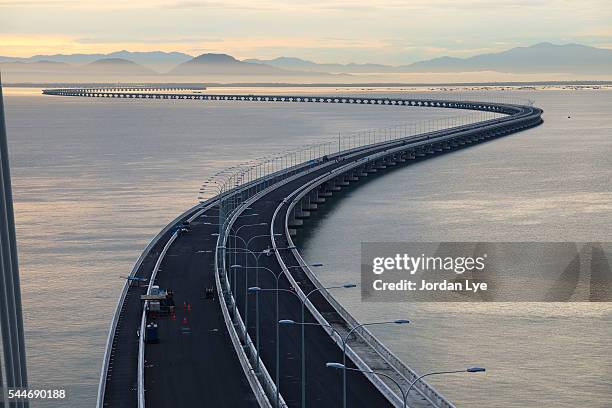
<box><xmin>98</xmin><ymin>202</ymin><xmax>256</xmax><ymax>408</ymax></box>
<box><xmin>43</xmin><ymin>88</ymin><xmax>542</xmax><ymax>408</ymax></box>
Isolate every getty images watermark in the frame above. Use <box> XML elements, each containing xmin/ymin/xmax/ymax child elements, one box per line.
<box><xmin>361</xmin><ymin>242</ymin><xmax>612</xmax><ymax>302</ymax></box>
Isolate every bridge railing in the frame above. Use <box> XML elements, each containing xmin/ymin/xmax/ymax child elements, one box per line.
<box><xmin>276</xmin><ymin>145</ymin><xmax>459</xmax><ymax>407</ymax></box>
<box><xmin>44</xmin><ymin>87</ymin><xmax>534</xmax><ymax>107</ymax></box>
<box><xmin>137</xmin><ymin>230</ymin><xmax>179</xmax><ymax>408</ymax></box>
<box><xmin>198</xmin><ymin>109</ymin><xmax>503</xmax><ymax>218</ymax></box>
<box><xmin>335</xmin><ymin>110</ymin><xmax>501</xmax><ymax>152</ymax></box>
<box><xmin>213</xmin><ymin>161</ymin><xmax>331</xmax><ymax>407</ymax></box>
<box><xmin>97</xmin><ymin>198</ymin><xmax>210</xmax><ymax>408</ymax></box>
<box><xmin>271</xmin><ymin>106</ymin><xmax>542</xmax><ymax>407</ymax></box>
<box><xmin>217</xmin><ymin>123</ymin><xmax>502</xmax><ymax>407</ymax></box>
<box><xmin>216</xmin><ymin>228</ymin><xmax>277</xmax><ymax>407</ymax></box>
<box><xmin>211</xmin><ymin>139</ymin><xmax>378</xmax><ymax>406</ymax></box>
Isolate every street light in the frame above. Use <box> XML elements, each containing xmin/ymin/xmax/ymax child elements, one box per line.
<box><xmin>245</xmin><ymin>266</ymin><xmax>282</xmax><ymax>369</ymax></box>
<box><xmin>326</xmin><ymin>362</ymin><xmax>408</xmax><ymax>408</ymax></box>
<box><xmin>279</xmin><ymin>317</ymin><xmax>342</xmax><ymax>408</ymax></box>
<box><xmin>248</xmin><ymin>285</ymin><xmax>283</xmax><ymax>408</ymax></box>
<box><xmin>229</xmin><ymin>264</ymin><xmax>243</xmax><ymax>316</ymax></box>
<box><xmin>340</xmin><ymin>320</ymin><xmax>409</xmax><ymax>408</ymax></box>
<box><xmin>278</xmin><ymin>282</ymin><xmax>356</xmax><ymax>408</ymax></box>
<box><xmin>228</xmin><ymin>257</ymin><xmax>300</xmax><ymax>334</ymax></box>
<box><xmin>405</xmin><ymin>367</ymin><xmax>486</xmax><ymax>397</ymax></box>
<box><xmin>249</xmin><ymin>281</ymin><xmax>331</xmax><ymax>408</ymax></box>
<box><xmin>228</xmin><ymin>222</ymin><xmax>267</xmax><ymax>328</ymax></box>
<box><xmin>226</xmin><ymin>233</ymin><xmax>281</xmax><ymax>347</ymax></box>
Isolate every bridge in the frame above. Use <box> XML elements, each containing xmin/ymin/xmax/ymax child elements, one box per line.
<box><xmin>44</xmin><ymin>87</ymin><xmax>543</xmax><ymax>408</ymax></box>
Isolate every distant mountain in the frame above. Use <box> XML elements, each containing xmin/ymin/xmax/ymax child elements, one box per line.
<box><xmin>405</xmin><ymin>43</ymin><xmax>612</xmax><ymax>74</ymax></box>
<box><xmin>169</xmin><ymin>53</ymin><xmax>296</xmax><ymax>76</ymax></box>
<box><xmin>7</xmin><ymin>51</ymin><xmax>193</xmax><ymax>72</ymax></box>
<box><xmin>0</xmin><ymin>56</ymin><xmax>28</xmax><ymax>63</ymax></box>
<box><xmin>244</xmin><ymin>56</ymin><xmax>396</xmax><ymax>73</ymax></box>
<box><xmin>246</xmin><ymin>43</ymin><xmax>612</xmax><ymax>75</ymax></box>
<box><xmin>1</xmin><ymin>42</ymin><xmax>610</xmax><ymax>82</ymax></box>
<box><xmin>0</xmin><ymin>58</ymin><xmax>156</xmax><ymax>79</ymax></box>
<box><xmin>0</xmin><ymin>60</ymin><xmax>72</xmax><ymax>71</ymax></box>
<box><xmin>83</xmin><ymin>58</ymin><xmax>157</xmax><ymax>75</ymax></box>
<box><xmin>29</xmin><ymin>53</ymin><xmax>107</xmax><ymax>64</ymax></box>
<box><xmin>106</xmin><ymin>50</ymin><xmax>192</xmax><ymax>67</ymax></box>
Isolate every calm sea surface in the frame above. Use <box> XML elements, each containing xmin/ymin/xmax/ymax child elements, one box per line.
<box><xmin>3</xmin><ymin>87</ymin><xmax>611</xmax><ymax>407</ymax></box>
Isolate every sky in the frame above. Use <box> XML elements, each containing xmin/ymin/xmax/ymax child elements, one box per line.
<box><xmin>1</xmin><ymin>0</ymin><xmax>611</xmax><ymax>64</ymax></box>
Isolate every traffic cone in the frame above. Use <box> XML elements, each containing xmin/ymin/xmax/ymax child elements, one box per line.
<box><xmin>187</xmin><ymin>303</ymin><xmax>192</xmax><ymax>312</ymax></box>
<box><xmin>183</xmin><ymin>301</ymin><xmax>187</xmax><ymax>311</ymax></box>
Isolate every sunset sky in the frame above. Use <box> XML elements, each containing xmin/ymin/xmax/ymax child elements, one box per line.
<box><xmin>1</xmin><ymin>0</ymin><xmax>611</xmax><ymax>63</ymax></box>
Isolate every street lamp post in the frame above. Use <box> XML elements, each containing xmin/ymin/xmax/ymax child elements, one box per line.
<box><xmin>228</xmin><ymin>245</ymin><xmax>296</xmax><ymax>368</ymax></box>
<box><xmin>211</xmin><ymin>212</ymin><xmax>260</xmax><ymax>271</ymax></box>
<box><xmin>248</xmin><ymin>283</ymin><xmax>284</xmax><ymax>408</ymax></box>
<box><xmin>226</xmin><ymin>233</ymin><xmax>281</xmax><ymax>358</ymax></box>
<box><xmin>232</xmin><ymin>222</ymin><xmax>267</xmax><ymax>330</ymax></box>
<box><xmin>249</xmin><ymin>236</ymin><xmax>282</xmax><ymax>364</ymax></box>
<box><xmin>249</xmin><ymin>279</ymin><xmax>323</xmax><ymax>408</ymax></box>
<box><xmin>326</xmin><ymin>364</ymin><xmax>485</xmax><ymax>407</ymax></box>
<box><xmin>236</xmin><ymin>263</ymin><xmax>280</xmax><ymax>372</ymax></box>
<box><xmin>293</xmin><ymin>283</ymin><xmax>356</xmax><ymax>408</ymax></box>
<box><xmin>326</xmin><ymin>363</ymin><xmax>408</xmax><ymax>408</ymax></box>
<box><xmin>405</xmin><ymin>367</ymin><xmax>486</xmax><ymax>397</ymax></box>
<box><xmin>278</xmin><ymin>318</ymin><xmax>342</xmax><ymax>408</ymax></box>
<box><xmin>341</xmin><ymin>320</ymin><xmax>410</xmax><ymax>408</ymax></box>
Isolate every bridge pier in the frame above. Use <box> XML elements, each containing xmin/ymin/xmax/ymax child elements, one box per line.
<box><xmin>303</xmin><ymin>196</ymin><xmax>318</xmax><ymax>211</ymax></box>
<box><xmin>289</xmin><ymin>216</ymin><xmax>304</xmax><ymax>228</ymax></box>
<box><xmin>336</xmin><ymin>177</ymin><xmax>350</xmax><ymax>187</ymax></box>
<box><xmin>295</xmin><ymin>201</ymin><xmax>311</xmax><ymax>219</ymax></box>
<box><xmin>318</xmin><ymin>188</ymin><xmax>333</xmax><ymax>198</ymax></box>
<box><xmin>312</xmin><ymin>190</ymin><xmax>327</xmax><ymax>203</ymax></box>
<box><xmin>327</xmin><ymin>180</ymin><xmax>341</xmax><ymax>191</ymax></box>
<box><xmin>376</xmin><ymin>163</ymin><xmax>387</xmax><ymax>169</ymax></box>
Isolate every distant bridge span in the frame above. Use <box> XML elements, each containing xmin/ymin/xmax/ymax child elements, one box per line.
<box><xmin>43</xmin><ymin>87</ymin><xmax>526</xmax><ymax>116</ymax></box>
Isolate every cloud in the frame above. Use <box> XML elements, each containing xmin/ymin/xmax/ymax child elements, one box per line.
<box><xmin>76</xmin><ymin>37</ymin><xmax>224</xmax><ymax>45</ymax></box>
<box><xmin>1</xmin><ymin>0</ymin><xmax>611</xmax><ymax>63</ymax></box>
<box><xmin>0</xmin><ymin>0</ymin><xmax>280</xmax><ymax>11</ymax></box>
<box><xmin>161</xmin><ymin>0</ymin><xmax>275</xmax><ymax>10</ymax></box>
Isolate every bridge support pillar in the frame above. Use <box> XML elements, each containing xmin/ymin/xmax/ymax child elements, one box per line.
<box><xmin>313</xmin><ymin>190</ymin><xmax>327</xmax><ymax>203</ymax></box>
<box><xmin>328</xmin><ymin>181</ymin><xmax>341</xmax><ymax>191</ymax></box>
<box><xmin>375</xmin><ymin>161</ymin><xmax>387</xmax><ymax>170</ymax></box>
<box><xmin>304</xmin><ymin>196</ymin><xmax>318</xmax><ymax>211</ymax></box>
<box><xmin>295</xmin><ymin>207</ymin><xmax>311</xmax><ymax>219</ymax></box>
<box><xmin>336</xmin><ymin>177</ymin><xmax>349</xmax><ymax>187</ymax></box>
<box><xmin>289</xmin><ymin>217</ymin><xmax>304</xmax><ymax>228</ymax></box>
